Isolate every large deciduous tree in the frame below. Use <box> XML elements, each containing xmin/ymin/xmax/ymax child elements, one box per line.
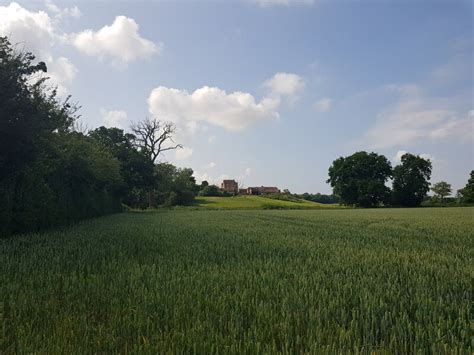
<box><xmin>130</xmin><ymin>118</ymin><xmax>183</xmax><ymax>207</ymax></box>
<box><xmin>327</xmin><ymin>151</ymin><xmax>392</xmax><ymax>207</ymax></box>
<box><xmin>131</xmin><ymin>118</ymin><xmax>182</xmax><ymax>164</ymax></box>
<box><xmin>392</xmin><ymin>153</ymin><xmax>432</xmax><ymax>207</ymax></box>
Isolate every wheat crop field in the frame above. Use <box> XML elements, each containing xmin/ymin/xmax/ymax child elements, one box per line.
<box><xmin>1</xmin><ymin>207</ymin><xmax>473</xmax><ymax>353</ymax></box>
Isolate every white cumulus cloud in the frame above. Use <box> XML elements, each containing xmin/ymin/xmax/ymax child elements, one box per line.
<box><xmin>0</xmin><ymin>2</ymin><xmax>78</xmax><ymax>95</ymax></box>
<box><xmin>148</xmin><ymin>85</ymin><xmax>280</xmax><ymax>131</ymax></box>
<box><xmin>264</xmin><ymin>72</ymin><xmax>305</xmax><ymax>100</ymax></box>
<box><xmin>0</xmin><ymin>2</ymin><xmax>55</xmax><ymax>60</ymax></box>
<box><xmin>313</xmin><ymin>97</ymin><xmax>332</xmax><ymax>112</ymax></box>
<box><xmin>100</xmin><ymin>108</ymin><xmax>127</xmax><ymax>128</ymax></box>
<box><xmin>72</xmin><ymin>15</ymin><xmax>161</xmax><ymax>64</ymax></box>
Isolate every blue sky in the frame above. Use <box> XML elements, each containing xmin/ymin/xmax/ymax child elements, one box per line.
<box><xmin>1</xmin><ymin>0</ymin><xmax>472</xmax><ymax>193</ymax></box>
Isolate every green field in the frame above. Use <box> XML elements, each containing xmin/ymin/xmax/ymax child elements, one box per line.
<box><xmin>1</xmin><ymin>208</ymin><xmax>473</xmax><ymax>353</ymax></box>
<box><xmin>194</xmin><ymin>195</ymin><xmax>338</xmax><ymax>209</ymax></box>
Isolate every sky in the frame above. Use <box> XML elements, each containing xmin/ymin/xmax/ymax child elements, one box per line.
<box><xmin>1</xmin><ymin>0</ymin><xmax>472</xmax><ymax>194</ymax></box>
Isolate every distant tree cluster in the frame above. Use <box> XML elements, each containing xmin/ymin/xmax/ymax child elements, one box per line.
<box><xmin>298</xmin><ymin>193</ymin><xmax>340</xmax><ymax>204</ymax></box>
<box><xmin>431</xmin><ymin>181</ymin><xmax>452</xmax><ymax>203</ymax></box>
<box><xmin>198</xmin><ymin>184</ymin><xmax>221</xmax><ymax>197</ymax></box>
<box><xmin>197</xmin><ymin>182</ymin><xmax>236</xmax><ymax>197</ymax></box>
<box><xmin>89</xmin><ymin>123</ymin><xmax>197</xmax><ymax>210</ymax></box>
<box><xmin>327</xmin><ymin>151</ymin><xmax>472</xmax><ymax>207</ymax></box>
<box><xmin>0</xmin><ymin>36</ymin><xmax>197</xmax><ymax>235</ymax></box>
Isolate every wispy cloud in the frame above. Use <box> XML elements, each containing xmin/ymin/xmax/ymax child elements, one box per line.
<box><xmin>313</xmin><ymin>97</ymin><xmax>332</xmax><ymax>112</ymax></box>
<box><xmin>175</xmin><ymin>147</ymin><xmax>193</xmax><ymax>160</ymax></box>
<box><xmin>362</xmin><ymin>85</ymin><xmax>472</xmax><ymax>149</ymax></box>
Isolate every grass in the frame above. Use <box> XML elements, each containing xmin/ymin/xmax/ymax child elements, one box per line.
<box><xmin>1</xmin><ymin>208</ymin><xmax>473</xmax><ymax>353</ymax></box>
<box><xmin>194</xmin><ymin>195</ymin><xmax>339</xmax><ymax>209</ymax></box>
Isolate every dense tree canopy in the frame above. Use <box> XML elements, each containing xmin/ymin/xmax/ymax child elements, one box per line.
<box><xmin>457</xmin><ymin>170</ymin><xmax>474</xmax><ymax>203</ymax></box>
<box><xmin>392</xmin><ymin>153</ymin><xmax>432</xmax><ymax>207</ymax></box>
<box><xmin>88</xmin><ymin>127</ymin><xmax>155</xmax><ymax>207</ymax></box>
<box><xmin>154</xmin><ymin>163</ymin><xmax>197</xmax><ymax>206</ymax></box>
<box><xmin>327</xmin><ymin>151</ymin><xmax>392</xmax><ymax>207</ymax></box>
<box><xmin>0</xmin><ymin>36</ymin><xmax>75</xmax><ymax>177</ymax></box>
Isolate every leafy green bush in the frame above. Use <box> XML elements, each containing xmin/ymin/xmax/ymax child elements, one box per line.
<box><xmin>198</xmin><ymin>185</ymin><xmax>222</xmax><ymax>197</ymax></box>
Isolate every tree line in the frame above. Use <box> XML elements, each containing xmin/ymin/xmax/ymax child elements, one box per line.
<box><xmin>327</xmin><ymin>151</ymin><xmax>473</xmax><ymax>207</ymax></box>
<box><xmin>1</xmin><ymin>35</ymin><xmax>472</xmax><ymax>235</ymax></box>
<box><xmin>0</xmin><ymin>36</ymin><xmax>198</xmax><ymax>235</ymax></box>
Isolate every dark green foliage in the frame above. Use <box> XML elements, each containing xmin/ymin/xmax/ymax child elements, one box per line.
<box><xmin>175</xmin><ymin>189</ymin><xmax>195</xmax><ymax>205</ymax></box>
<box><xmin>0</xmin><ymin>131</ymin><xmax>123</xmax><ymax>235</ymax></box>
<box><xmin>457</xmin><ymin>170</ymin><xmax>474</xmax><ymax>204</ymax></box>
<box><xmin>0</xmin><ymin>35</ymin><xmax>197</xmax><ymax>234</ymax></box>
<box><xmin>88</xmin><ymin>126</ymin><xmax>154</xmax><ymax>207</ymax></box>
<box><xmin>198</xmin><ymin>184</ymin><xmax>222</xmax><ymax>197</ymax></box>
<box><xmin>422</xmin><ymin>196</ymin><xmax>459</xmax><ymax>207</ymax></box>
<box><xmin>154</xmin><ymin>163</ymin><xmax>196</xmax><ymax>206</ymax></box>
<box><xmin>0</xmin><ymin>37</ymin><xmax>74</xmax><ymax>176</ymax></box>
<box><xmin>298</xmin><ymin>192</ymin><xmax>340</xmax><ymax>204</ymax></box>
<box><xmin>194</xmin><ymin>180</ymin><xmax>209</xmax><ymax>195</ymax></box>
<box><xmin>327</xmin><ymin>151</ymin><xmax>392</xmax><ymax>207</ymax></box>
<box><xmin>88</xmin><ymin>127</ymin><xmax>198</xmax><ymax>208</ymax></box>
<box><xmin>392</xmin><ymin>153</ymin><xmax>432</xmax><ymax>207</ymax></box>
<box><xmin>0</xmin><ymin>36</ymin><xmax>122</xmax><ymax>235</ymax></box>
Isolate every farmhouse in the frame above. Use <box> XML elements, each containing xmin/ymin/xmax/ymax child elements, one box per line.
<box><xmin>247</xmin><ymin>186</ymin><xmax>280</xmax><ymax>195</ymax></box>
<box><xmin>221</xmin><ymin>180</ymin><xmax>280</xmax><ymax>195</ymax></box>
<box><xmin>221</xmin><ymin>179</ymin><xmax>238</xmax><ymax>194</ymax></box>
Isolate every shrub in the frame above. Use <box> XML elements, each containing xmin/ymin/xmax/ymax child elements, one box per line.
<box><xmin>199</xmin><ymin>185</ymin><xmax>222</xmax><ymax>197</ymax></box>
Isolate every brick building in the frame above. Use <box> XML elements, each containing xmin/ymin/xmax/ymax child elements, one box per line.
<box><xmin>221</xmin><ymin>180</ymin><xmax>238</xmax><ymax>194</ymax></box>
<box><xmin>220</xmin><ymin>180</ymin><xmax>280</xmax><ymax>195</ymax></box>
<box><xmin>247</xmin><ymin>186</ymin><xmax>280</xmax><ymax>195</ymax></box>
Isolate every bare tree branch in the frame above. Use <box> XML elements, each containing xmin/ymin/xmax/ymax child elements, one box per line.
<box><xmin>131</xmin><ymin>117</ymin><xmax>182</xmax><ymax>164</ymax></box>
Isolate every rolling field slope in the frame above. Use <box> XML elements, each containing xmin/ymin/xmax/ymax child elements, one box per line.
<box><xmin>194</xmin><ymin>195</ymin><xmax>339</xmax><ymax>209</ymax></box>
